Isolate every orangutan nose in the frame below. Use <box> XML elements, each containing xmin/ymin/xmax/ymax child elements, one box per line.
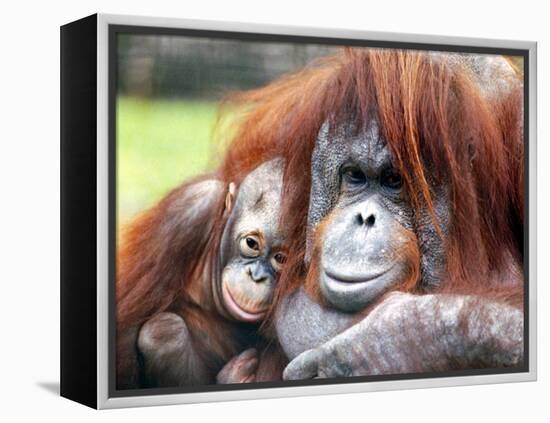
<box><xmin>250</xmin><ymin>262</ymin><xmax>271</xmax><ymax>283</ymax></box>
<box><xmin>356</xmin><ymin>212</ymin><xmax>376</xmax><ymax>227</ymax></box>
<box><xmin>354</xmin><ymin>199</ymin><xmax>381</xmax><ymax>228</ymax></box>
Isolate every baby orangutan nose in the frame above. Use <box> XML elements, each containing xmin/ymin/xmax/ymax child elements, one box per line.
<box><xmin>249</xmin><ymin>262</ymin><xmax>272</xmax><ymax>283</ymax></box>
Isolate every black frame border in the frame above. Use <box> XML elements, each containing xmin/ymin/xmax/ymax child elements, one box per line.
<box><xmin>107</xmin><ymin>23</ymin><xmax>530</xmax><ymax>399</ymax></box>
<box><xmin>60</xmin><ymin>14</ymin><xmax>99</xmax><ymax>409</ymax></box>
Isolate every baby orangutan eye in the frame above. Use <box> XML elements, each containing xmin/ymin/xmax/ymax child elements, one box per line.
<box><xmin>270</xmin><ymin>252</ymin><xmax>287</xmax><ymax>273</ymax></box>
<box><xmin>239</xmin><ymin>235</ymin><xmax>261</xmax><ymax>257</ymax></box>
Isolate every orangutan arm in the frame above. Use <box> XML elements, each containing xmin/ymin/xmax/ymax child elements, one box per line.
<box><xmin>282</xmin><ymin>292</ymin><xmax>524</xmax><ymax>380</ymax></box>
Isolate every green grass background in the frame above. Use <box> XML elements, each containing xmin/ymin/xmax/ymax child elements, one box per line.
<box><xmin>117</xmin><ymin>96</ymin><xmax>224</xmax><ymax>226</ymax></box>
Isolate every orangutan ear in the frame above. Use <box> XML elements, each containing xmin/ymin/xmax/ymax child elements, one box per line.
<box><xmin>224</xmin><ymin>182</ymin><xmax>236</xmax><ymax>215</ymax></box>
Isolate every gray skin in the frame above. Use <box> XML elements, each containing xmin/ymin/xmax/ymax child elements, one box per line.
<box><xmin>307</xmin><ymin>120</ymin><xmax>448</xmax><ymax>311</ymax></box>
<box><xmin>282</xmin><ymin>291</ymin><xmax>524</xmax><ymax>379</ymax></box>
<box><xmin>275</xmin><ymin>287</ymin><xmax>355</xmax><ymax>360</ymax></box>
<box><xmin>276</xmin><ymin>120</ymin><xmax>524</xmax><ymax>379</ymax></box>
<box><xmin>445</xmin><ymin>53</ymin><xmax>522</xmax><ymax>99</ymax></box>
<box><xmin>138</xmin><ymin>159</ymin><xmax>287</xmax><ymax>387</ymax></box>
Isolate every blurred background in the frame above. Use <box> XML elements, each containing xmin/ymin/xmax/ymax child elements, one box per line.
<box><xmin>117</xmin><ymin>35</ymin><xmax>524</xmax><ymax>228</ymax></box>
<box><xmin>117</xmin><ymin>33</ymin><xmax>339</xmax><ymax>226</ymax></box>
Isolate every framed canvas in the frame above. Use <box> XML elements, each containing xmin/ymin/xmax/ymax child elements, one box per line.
<box><xmin>60</xmin><ymin>13</ymin><xmax>537</xmax><ymax>409</ymax></box>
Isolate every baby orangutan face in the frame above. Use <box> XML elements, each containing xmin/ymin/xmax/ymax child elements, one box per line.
<box><xmin>218</xmin><ymin>159</ymin><xmax>287</xmax><ymax>323</ymax></box>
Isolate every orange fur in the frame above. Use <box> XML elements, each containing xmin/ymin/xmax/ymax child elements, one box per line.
<box><xmin>211</xmin><ymin>49</ymin><xmax>523</xmax><ymax>310</ymax></box>
<box><xmin>116</xmin><ymin>48</ymin><xmax>524</xmax><ymax>387</ymax></box>
<box><xmin>116</xmin><ymin>174</ymin><xmax>246</xmax><ymax>388</ymax></box>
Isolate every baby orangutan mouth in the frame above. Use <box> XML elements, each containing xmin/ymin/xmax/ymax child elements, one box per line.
<box><xmin>222</xmin><ymin>281</ymin><xmax>269</xmax><ymax>323</ymax></box>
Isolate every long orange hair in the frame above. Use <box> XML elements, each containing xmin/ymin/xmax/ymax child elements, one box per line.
<box><xmin>216</xmin><ymin>48</ymin><xmax>524</xmax><ymax>308</ymax></box>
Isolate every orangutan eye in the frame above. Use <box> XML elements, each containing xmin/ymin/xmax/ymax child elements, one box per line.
<box><xmin>239</xmin><ymin>235</ymin><xmax>261</xmax><ymax>257</ymax></box>
<box><xmin>342</xmin><ymin>166</ymin><xmax>366</xmax><ymax>186</ymax></box>
<box><xmin>270</xmin><ymin>252</ymin><xmax>287</xmax><ymax>273</ymax></box>
<box><xmin>382</xmin><ymin>169</ymin><xmax>403</xmax><ymax>190</ymax></box>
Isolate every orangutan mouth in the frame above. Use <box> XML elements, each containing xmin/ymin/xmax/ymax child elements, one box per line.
<box><xmin>222</xmin><ymin>282</ymin><xmax>268</xmax><ymax>323</ymax></box>
<box><xmin>323</xmin><ymin>266</ymin><xmax>393</xmax><ymax>284</ymax></box>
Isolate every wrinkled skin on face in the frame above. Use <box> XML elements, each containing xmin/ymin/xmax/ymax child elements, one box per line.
<box><xmin>216</xmin><ymin>158</ymin><xmax>287</xmax><ymax>323</ymax></box>
<box><xmin>307</xmin><ymin>120</ymin><xmax>447</xmax><ymax>312</ymax></box>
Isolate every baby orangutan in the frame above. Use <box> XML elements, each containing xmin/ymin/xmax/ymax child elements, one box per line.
<box><xmin>118</xmin><ymin>159</ymin><xmax>287</xmax><ymax>388</ymax></box>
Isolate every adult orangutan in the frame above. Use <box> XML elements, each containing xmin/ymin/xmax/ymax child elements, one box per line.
<box><xmin>277</xmin><ymin>51</ymin><xmax>524</xmax><ymax>379</ymax></box>
<box><xmin>116</xmin><ymin>159</ymin><xmax>288</xmax><ymax>389</ymax></box>
<box><xmin>229</xmin><ymin>49</ymin><xmax>525</xmax><ymax>378</ymax></box>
